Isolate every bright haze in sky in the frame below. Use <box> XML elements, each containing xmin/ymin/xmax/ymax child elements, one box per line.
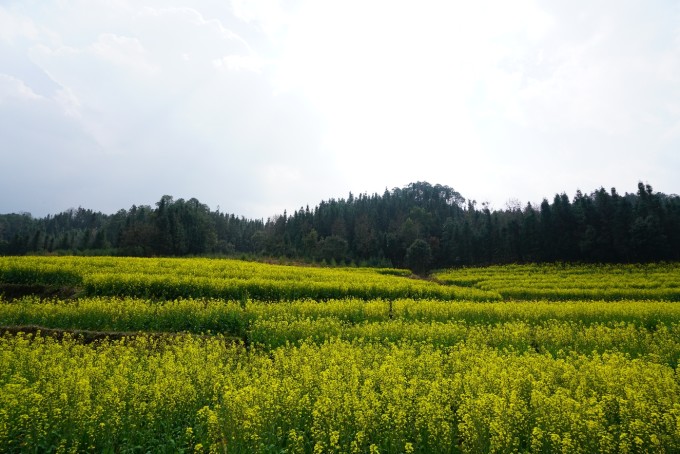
<box><xmin>1</xmin><ymin>1</ymin><xmax>679</xmax><ymax>219</ymax></box>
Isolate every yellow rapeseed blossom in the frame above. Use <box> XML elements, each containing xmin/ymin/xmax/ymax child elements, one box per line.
<box><xmin>1</xmin><ymin>258</ymin><xmax>680</xmax><ymax>452</ymax></box>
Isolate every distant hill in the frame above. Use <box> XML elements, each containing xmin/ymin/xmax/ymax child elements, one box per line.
<box><xmin>1</xmin><ymin>181</ymin><xmax>678</xmax><ymax>271</ymax></box>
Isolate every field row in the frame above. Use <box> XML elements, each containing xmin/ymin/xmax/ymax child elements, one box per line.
<box><xmin>3</xmin><ymin>297</ymin><xmax>680</xmax><ymax>363</ymax></box>
<box><xmin>435</xmin><ymin>263</ymin><xmax>680</xmax><ymax>301</ymax></box>
<box><xmin>2</xmin><ymin>334</ymin><xmax>678</xmax><ymax>453</ymax></box>
<box><xmin>3</xmin><ymin>257</ymin><xmax>680</xmax><ymax>302</ymax></box>
<box><xmin>6</xmin><ymin>297</ymin><xmax>680</xmax><ymax>326</ymax></box>
<box><xmin>0</xmin><ymin>256</ymin><xmax>499</xmax><ymax>301</ymax></box>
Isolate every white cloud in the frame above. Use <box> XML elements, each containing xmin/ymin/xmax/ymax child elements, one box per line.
<box><xmin>213</xmin><ymin>55</ymin><xmax>266</xmax><ymax>72</ymax></box>
<box><xmin>0</xmin><ymin>0</ymin><xmax>338</xmax><ymax>217</ymax></box>
<box><xmin>89</xmin><ymin>34</ymin><xmax>159</xmax><ymax>76</ymax></box>
<box><xmin>0</xmin><ymin>73</ymin><xmax>42</xmax><ymax>101</ymax></box>
<box><xmin>24</xmin><ymin>4</ymin><xmax>268</xmax><ymax>152</ymax></box>
<box><xmin>0</xmin><ymin>6</ymin><xmax>40</xmax><ymax>43</ymax></box>
<box><xmin>0</xmin><ymin>0</ymin><xmax>679</xmax><ymax>217</ymax></box>
<box><xmin>264</xmin><ymin>0</ymin><xmax>562</xmax><ymax>198</ymax></box>
<box><xmin>230</xmin><ymin>0</ymin><xmax>289</xmax><ymax>40</ymax></box>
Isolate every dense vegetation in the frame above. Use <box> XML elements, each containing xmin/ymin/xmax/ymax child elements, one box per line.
<box><xmin>0</xmin><ymin>256</ymin><xmax>498</xmax><ymax>301</ymax></box>
<box><xmin>2</xmin><ymin>181</ymin><xmax>678</xmax><ymax>271</ymax></box>
<box><xmin>1</xmin><ymin>258</ymin><xmax>680</xmax><ymax>452</ymax></box>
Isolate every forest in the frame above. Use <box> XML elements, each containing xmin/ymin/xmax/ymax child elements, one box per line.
<box><xmin>1</xmin><ymin>181</ymin><xmax>678</xmax><ymax>272</ymax></box>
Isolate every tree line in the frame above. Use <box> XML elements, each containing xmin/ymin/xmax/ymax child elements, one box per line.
<box><xmin>1</xmin><ymin>182</ymin><xmax>678</xmax><ymax>273</ymax></box>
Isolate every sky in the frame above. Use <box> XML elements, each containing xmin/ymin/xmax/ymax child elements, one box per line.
<box><xmin>1</xmin><ymin>0</ymin><xmax>679</xmax><ymax>219</ymax></box>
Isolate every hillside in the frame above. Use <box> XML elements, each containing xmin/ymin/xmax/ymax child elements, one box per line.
<box><xmin>1</xmin><ymin>181</ymin><xmax>679</xmax><ymax>270</ymax></box>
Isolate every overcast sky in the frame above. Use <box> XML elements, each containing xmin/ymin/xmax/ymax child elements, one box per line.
<box><xmin>1</xmin><ymin>0</ymin><xmax>679</xmax><ymax>219</ymax></box>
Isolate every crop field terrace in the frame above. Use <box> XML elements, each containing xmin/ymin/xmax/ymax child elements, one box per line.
<box><xmin>1</xmin><ymin>257</ymin><xmax>680</xmax><ymax>453</ymax></box>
